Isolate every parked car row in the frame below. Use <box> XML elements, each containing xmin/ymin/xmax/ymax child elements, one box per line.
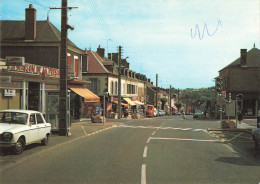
<box><xmin>0</xmin><ymin>110</ymin><xmax>51</xmax><ymax>155</ymax></box>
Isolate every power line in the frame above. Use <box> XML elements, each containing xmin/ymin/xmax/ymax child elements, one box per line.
<box><xmin>24</xmin><ymin>0</ymin><xmax>49</xmax><ymax>8</ymax></box>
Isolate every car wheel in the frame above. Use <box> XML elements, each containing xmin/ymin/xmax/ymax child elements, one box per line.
<box><xmin>13</xmin><ymin>138</ymin><xmax>25</xmax><ymax>155</ymax></box>
<box><xmin>41</xmin><ymin>134</ymin><xmax>49</xmax><ymax>146</ymax></box>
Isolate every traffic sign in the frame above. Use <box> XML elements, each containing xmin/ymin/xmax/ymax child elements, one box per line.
<box><xmin>218</xmin><ymin>97</ymin><xmax>226</xmax><ymax>105</ymax></box>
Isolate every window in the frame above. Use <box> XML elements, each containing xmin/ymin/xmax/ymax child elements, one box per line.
<box><xmin>115</xmin><ymin>81</ymin><xmax>118</xmax><ymax>95</ymax></box>
<box><xmin>111</xmin><ymin>81</ymin><xmax>114</xmax><ymax>95</ymax></box>
<box><xmin>30</xmin><ymin>114</ymin><xmax>36</xmax><ymax>125</ymax></box>
<box><xmin>88</xmin><ymin>79</ymin><xmax>100</xmax><ymax>94</ymax></box>
<box><xmin>36</xmin><ymin>114</ymin><xmax>44</xmax><ymax>124</ymax></box>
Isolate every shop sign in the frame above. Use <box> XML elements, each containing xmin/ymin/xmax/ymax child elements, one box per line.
<box><xmin>4</xmin><ymin>89</ymin><xmax>16</xmax><ymax>96</ymax></box>
<box><xmin>45</xmin><ymin>84</ymin><xmax>59</xmax><ymax>90</ymax></box>
<box><xmin>0</xmin><ymin>76</ymin><xmax>11</xmax><ymax>84</ymax></box>
<box><xmin>0</xmin><ymin>81</ymin><xmax>22</xmax><ymax>88</ymax></box>
<box><xmin>8</xmin><ymin>63</ymin><xmax>60</xmax><ymax>78</ymax></box>
<box><xmin>6</xmin><ymin>56</ymin><xmax>25</xmax><ymax>66</ymax></box>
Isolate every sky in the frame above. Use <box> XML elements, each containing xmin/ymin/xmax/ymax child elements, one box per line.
<box><xmin>0</xmin><ymin>0</ymin><xmax>259</xmax><ymax>89</ymax></box>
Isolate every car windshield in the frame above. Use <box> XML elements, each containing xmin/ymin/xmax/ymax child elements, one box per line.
<box><xmin>147</xmin><ymin>106</ymin><xmax>153</xmax><ymax>110</ymax></box>
<box><xmin>0</xmin><ymin>112</ymin><xmax>28</xmax><ymax>125</ymax></box>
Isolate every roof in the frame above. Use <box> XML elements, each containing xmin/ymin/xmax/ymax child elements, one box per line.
<box><xmin>220</xmin><ymin>47</ymin><xmax>260</xmax><ymax>72</ymax></box>
<box><xmin>86</xmin><ymin>51</ymin><xmax>110</xmax><ymax>74</ymax></box>
<box><xmin>0</xmin><ymin>20</ymin><xmax>80</xmax><ymax>49</ymax></box>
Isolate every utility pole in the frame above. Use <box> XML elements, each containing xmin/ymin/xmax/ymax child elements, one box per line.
<box><xmin>53</xmin><ymin>0</ymin><xmax>77</xmax><ymax>136</ymax></box>
<box><xmin>170</xmin><ymin>85</ymin><xmax>172</xmax><ymax>116</ymax></box>
<box><xmin>177</xmin><ymin>88</ymin><xmax>180</xmax><ymax>102</ymax></box>
<box><xmin>118</xmin><ymin>46</ymin><xmax>122</xmax><ymax>119</ymax></box>
<box><xmin>156</xmin><ymin>74</ymin><xmax>158</xmax><ymax>109</ymax></box>
<box><xmin>59</xmin><ymin>0</ymin><xmax>68</xmax><ymax>136</ymax></box>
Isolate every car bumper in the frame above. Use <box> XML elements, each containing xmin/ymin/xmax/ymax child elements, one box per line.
<box><xmin>0</xmin><ymin>142</ymin><xmax>15</xmax><ymax>148</ymax></box>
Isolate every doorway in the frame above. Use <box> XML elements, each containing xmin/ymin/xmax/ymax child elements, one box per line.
<box><xmin>28</xmin><ymin>82</ymin><xmax>40</xmax><ymax>111</ymax></box>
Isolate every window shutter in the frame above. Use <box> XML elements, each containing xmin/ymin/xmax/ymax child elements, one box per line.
<box><xmin>97</xmin><ymin>79</ymin><xmax>101</xmax><ymax>93</ymax></box>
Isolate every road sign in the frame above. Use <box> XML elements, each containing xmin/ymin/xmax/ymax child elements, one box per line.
<box><xmin>218</xmin><ymin>97</ymin><xmax>225</xmax><ymax>105</ymax></box>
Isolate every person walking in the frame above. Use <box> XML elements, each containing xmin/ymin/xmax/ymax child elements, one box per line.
<box><xmin>237</xmin><ymin>109</ymin><xmax>243</xmax><ymax>124</ymax></box>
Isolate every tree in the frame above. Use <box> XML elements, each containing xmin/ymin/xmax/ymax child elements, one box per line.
<box><xmin>174</xmin><ymin>102</ymin><xmax>182</xmax><ymax>112</ymax></box>
<box><xmin>160</xmin><ymin>98</ymin><xmax>168</xmax><ymax>110</ymax></box>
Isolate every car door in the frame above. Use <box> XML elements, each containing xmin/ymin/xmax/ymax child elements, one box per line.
<box><xmin>36</xmin><ymin>113</ymin><xmax>47</xmax><ymax>139</ymax></box>
<box><xmin>27</xmin><ymin>114</ymin><xmax>39</xmax><ymax>143</ymax></box>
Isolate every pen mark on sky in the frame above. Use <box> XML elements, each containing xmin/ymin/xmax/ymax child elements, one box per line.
<box><xmin>190</xmin><ymin>19</ymin><xmax>222</xmax><ymax>40</ymax></box>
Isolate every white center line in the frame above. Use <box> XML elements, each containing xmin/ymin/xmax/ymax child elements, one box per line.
<box><xmin>146</xmin><ymin>137</ymin><xmax>151</xmax><ymax>144</ymax></box>
<box><xmin>143</xmin><ymin>146</ymin><xmax>148</xmax><ymax>157</ymax></box>
<box><xmin>141</xmin><ymin>164</ymin><xmax>146</xmax><ymax>184</ymax></box>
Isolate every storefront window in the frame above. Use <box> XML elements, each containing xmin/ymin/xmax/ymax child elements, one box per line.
<box><xmin>243</xmin><ymin>99</ymin><xmax>256</xmax><ymax>116</ymax></box>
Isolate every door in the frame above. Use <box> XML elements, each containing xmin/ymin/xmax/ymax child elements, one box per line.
<box><xmin>28</xmin><ymin>114</ymin><xmax>39</xmax><ymax>143</ymax></box>
<box><xmin>36</xmin><ymin>113</ymin><xmax>47</xmax><ymax>139</ymax></box>
<box><xmin>46</xmin><ymin>93</ymin><xmax>59</xmax><ymax>131</ymax></box>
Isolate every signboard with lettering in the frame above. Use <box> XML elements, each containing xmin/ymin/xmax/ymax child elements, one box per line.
<box><xmin>4</xmin><ymin>89</ymin><xmax>16</xmax><ymax>96</ymax></box>
<box><xmin>6</xmin><ymin>56</ymin><xmax>25</xmax><ymax>66</ymax></box>
<box><xmin>0</xmin><ymin>76</ymin><xmax>11</xmax><ymax>84</ymax></box>
<box><xmin>7</xmin><ymin>63</ymin><xmax>60</xmax><ymax>78</ymax></box>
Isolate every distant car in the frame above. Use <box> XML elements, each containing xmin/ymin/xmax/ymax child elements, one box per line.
<box><xmin>252</xmin><ymin>127</ymin><xmax>260</xmax><ymax>149</ymax></box>
<box><xmin>0</xmin><ymin>110</ymin><xmax>51</xmax><ymax>154</ymax></box>
<box><xmin>193</xmin><ymin>110</ymin><xmax>202</xmax><ymax>119</ymax></box>
<box><xmin>146</xmin><ymin>104</ymin><xmax>154</xmax><ymax>117</ymax></box>
<box><xmin>154</xmin><ymin>108</ymin><xmax>158</xmax><ymax>117</ymax></box>
<box><xmin>158</xmin><ymin>110</ymin><xmax>166</xmax><ymax>116</ymax></box>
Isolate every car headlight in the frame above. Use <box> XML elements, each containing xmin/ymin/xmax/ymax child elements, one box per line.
<box><xmin>2</xmin><ymin>132</ymin><xmax>13</xmax><ymax>141</ymax></box>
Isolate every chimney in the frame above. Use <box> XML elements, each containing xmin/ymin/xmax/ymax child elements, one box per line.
<box><xmin>108</xmin><ymin>53</ymin><xmax>112</xmax><ymax>60</ymax></box>
<box><xmin>112</xmin><ymin>53</ymin><xmax>119</xmax><ymax>65</ymax></box>
<box><xmin>97</xmin><ymin>45</ymin><xmax>105</xmax><ymax>58</ymax></box>
<box><xmin>25</xmin><ymin>4</ymin><xmax>36</xmax><ymax>40</ymax></box>
<box><xmin>240</xmin><ymin>49</ymin><xmax>247</xmax><ymax>67</ymax></box>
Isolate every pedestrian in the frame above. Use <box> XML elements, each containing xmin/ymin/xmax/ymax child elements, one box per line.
<box><xmin>237</xmin><ymin>109</ymin><xmax>243</xmax><ymax>124</ymax></box>
<box><xmin>181</xmin><ymin>110</ymin><xmax>185</xmax><ymax>119</ymax></box>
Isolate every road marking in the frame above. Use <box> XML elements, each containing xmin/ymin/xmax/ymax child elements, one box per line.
<box><xmin>223</xmin><ymin>144</ymin><xmax>237</xmax><ymax>153</ymax></box>
<box><xmin>143</xmin><ymin>146</ymin><xmax>148</xmax><ymax>157</ymax></box>
<box><xmin>117</xmin><ymin>125</ymin><xmax>206</xmax><ymax>132</ymax></box>
<box><xmin>141</xmin><ymin>164</ymin><xmax>146</xmax><ymax>184</ymax></box>
<box><xmin>81</xmin><ymin>126</ymin><xmax>87</xmax><ymax>136</ymax></box>
<box><xmin>150</xmin><ymin>137</ymin><xmax>220</xmax><ymax>142</ymax></box>
<box><xmin>226</xmin><ymin>132</ymin><xmax>244</xmax><ymax>142</ymax></box>
<box><xmin>146</xmin><ymin>137</ymin><xmax>151</xmax><ymax>144</ymax></box>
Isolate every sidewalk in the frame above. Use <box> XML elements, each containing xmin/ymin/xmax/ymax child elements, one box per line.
<box><xmin>208</xmin><ymin>119</ymin><xmax>257</xmax><ymax>133</ymax></box>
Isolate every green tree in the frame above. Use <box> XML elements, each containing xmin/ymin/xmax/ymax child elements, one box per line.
<box><xmin>174</xmin><ymin>102</ymin><xmax>182</xmax><ymax>112</ymax></box>
<box><xmin>160</xmin><ymin>98</ymin><xmax>168</xmax><ymax>110</ymax></box>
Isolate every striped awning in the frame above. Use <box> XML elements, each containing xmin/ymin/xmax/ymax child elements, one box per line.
<box><xmin>113</xmin><ymin>101</ymin><xmax>129</xmax><ymax>106</ymax></box>
<box><xmin>123</xmin><ymin>97</ymin><xmax>136</xmax><ymax>106</ymax></box>
<box><xmin>69</xmin><ymin>85</ymin><xmax>100</xmax><ymax>103</ymax></box>
<box><xmin>134</xmin><ymin>100</ymin><xmax>144</xmax><ymax>105</ymax></box>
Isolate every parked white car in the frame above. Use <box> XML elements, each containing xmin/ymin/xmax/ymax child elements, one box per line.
<box><xmin>252</xmin><ymin>127</ymin><xmax>260</xmax><ymax>149</ymax></box>
<box><xmin>0</xmin><ymin>110</ymin><xmax>51</xmax><ymax>154</ymax></box>
<box><xmin>154</xmin><ymin>108</ymin><xmax>158</xmax><ymax>117</ymax></box>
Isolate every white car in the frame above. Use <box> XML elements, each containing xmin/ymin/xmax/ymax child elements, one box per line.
<box><xmin>252</xmin><ymin>127</ymin><xmax>260</xmax><ymax>149</ymax></box>
<box><xmin>0</xmin><ymin>110</ymin><xmax>51</xmax><ymax>154</ymax></box>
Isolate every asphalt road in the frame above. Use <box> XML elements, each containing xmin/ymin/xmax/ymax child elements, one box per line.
<box><xmin>1</xmin><ymin>116</ymin><xmax>260</xmax><ymax>184</ymax></box>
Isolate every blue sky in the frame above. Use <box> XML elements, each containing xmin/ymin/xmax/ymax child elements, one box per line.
<box><xmin>1</xmin><ymin>0</ymin><xmax>259</xmax><ymax>89</ymax></box>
